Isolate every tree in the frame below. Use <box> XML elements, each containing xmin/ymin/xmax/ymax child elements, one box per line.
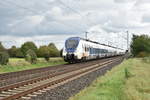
<box><xmin>21</xmin><ymin>42</ymin><xmax>38</xmax><ymax>56</ymax></box>
<box><xmin>25</xmin><ymin>49</ymin><xmax>37</xmax><ymax>64</ymax></box>
<box><xmin>60</xmin><ymin>49</ymin><xmax>63</xmax><ymax>57</ymax></box>
<box><xmin>131</xmin><ymin>35</ymin><xmax>150</xmax><ymax>57</ymax></box>
<box><xmin>0</xmin><ymin>42</ymin><xmax>5</xmax><ymax>52</ymax></box>
<box><xmin>8</xmin><ymin>46</ymin><xmax>17</xmax><ymax>57</ymax></box>
<box><xmin>48</xmin><ymin>43</ymin><xmax>58</xmax><ymax>50</ymax></box>
<box><xmin>37</xmin><ymin>46</ymin><xmax>50</xmax><ymax>61</ymax></box>
<box><xmin>16</xmin><ymin>48</ymin><xmax>24</xmax><ymax>58</ymax></box>
<box><xmin>48</xmin><ymin>43</ymin><xmax>60</xmax><ymax>57</ymax></box>
<box><xmin>0</xmin><ymin>52</ymin><xmax>9</xmax><ymax>65</ymax></box>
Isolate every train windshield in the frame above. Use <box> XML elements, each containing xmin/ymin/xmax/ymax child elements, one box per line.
<box><xmin>65</xmin><ymin>39</ymin><xmax>79</xmax><ymax>49</ymax></box>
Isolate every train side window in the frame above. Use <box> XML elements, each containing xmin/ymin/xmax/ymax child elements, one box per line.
<box><xmin>99</xmin><ymin>49</ymin><xmax>101</xmax><ymax>53</ymax></box>
<box><xmin>94</xmin><ymin>48</ymin><xmax>96</xmax><ymax>54</ymax></box>
<box><xmin>98</xmin><ymin>49</ymin><xmax>100</xmax><ymax>53</ymax></box>
<box><xmin>103</xmin><ymin>49</ymin><xmax>105</xmax><ymax>53</ymax></box>
<box><xmin>101</xmin><ymin>49</ymin><xmax>103</xmax><ymax>53</ymax></box>
<box><xmin>91</xmin><ymin>48</ymin><xmax>93</xmax><ymax>54</ymax></box>
<box><xmin>90</xmin><ymin>48</ymin><xmax>91</xmax><ymax>54</ymax></box>
<box><xmin>104</xmin><ymin>49</ymin><xmax>107</xmax><ymax>53</ymax></box>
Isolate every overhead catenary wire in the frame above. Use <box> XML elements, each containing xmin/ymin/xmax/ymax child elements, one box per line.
<box><xmin>56</xmin><ymin>0</ymin><xmax>128</xmax><ymax>50</ymax></box>
<box><xmin>56</xmin><ymin>0</ymin><xmax>93</xmax><ymax>28</ymax></box>
<box><xmin>1</xmin><ymin>0</ymin><xmax>39</xmax><ymax>14</ymax></box>
<box><xmin>2</xmin><ymin>0</ymin><xmax>94</xmax><ymax>34</ymax></box>
<box><xmin>57</xmin><ymin>0</ymin><xmax>83</xmax><ymax>17</ymax></box>
<box><xmin>1</xmin><ymin>0</ymin><xmax>83</xmax><ymax>33</ymax></box>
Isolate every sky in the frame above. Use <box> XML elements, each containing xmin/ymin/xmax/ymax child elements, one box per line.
<box><xmin>0</xmin><ymin>0</ymin><xmax>150</xmax><ymax>49</ymax></box>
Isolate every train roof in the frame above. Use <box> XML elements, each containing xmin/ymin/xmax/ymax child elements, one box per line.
<box><xmin>67</xmin><ymin>37</ymin><xmax>124</xmax><ymax>50</ymax></box>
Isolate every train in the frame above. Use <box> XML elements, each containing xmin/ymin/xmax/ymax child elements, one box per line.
<box><xmin>62</xmin><ymin>37</ymin><xmax>125</xmax><ymax>63</ymax></box>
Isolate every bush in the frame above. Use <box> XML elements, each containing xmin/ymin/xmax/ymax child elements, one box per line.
<box><xmin>37</xmin><ymin>46</ymin><xmax>50</xmax><ymax>61</ymax></box>
<box><xmin>8</xmin><ymin>46</ymin><xmax>17</xmax><ymax>57</ymax></box>
<box><xmin>0</xmin><ymin>52</ymin><xmax>9</xmax><ymax>65</ymax></box>
<box><xmin>131</xmin><ymin>35</ymin><xmax>150</xmax><ymax>57</ymax></box>
<box><xmin>137</xmin><ymin>52</ymin><xmax>149</xmax><ymax>57</ymax></box>
<box><xmin>44</xmin><ymin>54</ymin><xmax>50</xmax><ymax>61</ymax></box>
<box><xmin>0</xmin><ymin>42</ymin><xmax>6</xmax><ymax>52</ymax></box>
<box><xmin>21</xmin><ymin>42</ymin><xmax>38</xmax><ymax>56</ymax></box>
<box><xmin>16</xmin><ymin>48</ymin><xmax>24</xmax><ymax>58</ymax></box>
<box><xmin>48</xmin><ymin>43</ymin><xmax>60</xmax><ymax>57</ymax></box>
<box><xmin>124</xmin><ymin>68</ymin><xmax>132</xmax><ymax>79</ymax></box>
<box><xmin>25</xmin><ymin>49</ymin><xmax>37</xmax><ymax>64</ymax></box>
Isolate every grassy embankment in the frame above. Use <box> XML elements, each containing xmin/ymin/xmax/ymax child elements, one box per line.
<box><xmin>0</xmin><ymin>57</ymin><xmax>66</xmax><ymax>73</ymax></box>
<box><xmin>69</xmin><ymin>57</ymin><xmax>150</xmax><ymax>100</ymax></box>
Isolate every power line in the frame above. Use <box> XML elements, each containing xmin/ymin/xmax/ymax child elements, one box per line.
<box><xmin>1</xmin><ymin>0</ymin><xmax>83</xmax><ymax>33</ymax></box>
<box><xmin>56</xmin><ymin>0</ymin><xmax>92</xmax><ymax>28</ymax></box>
<box><xmin>69</xmin><ymin>0</ymin><xmax>96</xmax><ymax>25</ymax></box>
<box><xmin>2</xmin><ymin>0</ymin><xmax>39</xmax><ymax>14</ymax></box>
<box><xmin>57</xmin><ymin>0</ymin><xmax>83</xmax><ymax>17</ymax></box>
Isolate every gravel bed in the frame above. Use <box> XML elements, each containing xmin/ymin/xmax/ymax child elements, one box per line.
<box><xmin>0</xmin><ymin>57</ymin><xmax>119</xmax><ymax>87</ymax></box>
<box><xmin>30</xmin><ymin>58</ymin><xmax>123</xmax><ymax>100</ymax></box>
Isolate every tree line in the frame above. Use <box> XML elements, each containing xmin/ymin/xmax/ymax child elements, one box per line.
<box><xmin>131</xmin><ymin>34</ymin><xmax>150</xmax><ymax>57</ymax></box>
<box><xmin>0</xmin><ymin>41</ymin><xmax>61</xmax><ymax>65</ymax></box>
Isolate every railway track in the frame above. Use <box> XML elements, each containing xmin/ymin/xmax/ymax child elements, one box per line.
<box><xmin>0</xmin><ymin>56</ymin><xmax>120</xmax><ymax>87</ymax></box>
<box><xmin>0</xmin><ymin>57</ymin><xmax>123</xmax><ymax>100</ymax></box>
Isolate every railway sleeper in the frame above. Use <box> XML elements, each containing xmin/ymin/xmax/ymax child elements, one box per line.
<box><xmin>0</xmin><ymin>57</ymin><xmax>122</xmax><ymax>100</ymax></box>
<box><xmin>21</xmin><ymin>96</ymin><xmax>31</xmax><ymax>100</ymax></box>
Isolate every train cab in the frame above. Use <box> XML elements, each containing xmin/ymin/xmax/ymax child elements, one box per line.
<box><xmin>63</xmin><ymin>37</ymin><xmax>80</xmax><ymax>63</ymax></box>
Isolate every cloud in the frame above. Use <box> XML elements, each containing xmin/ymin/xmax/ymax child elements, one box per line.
<box><xmin>135</xmin><ymin>0</ymin><xmax>150</xmax><ymax>5</ymax></box>
<box><xmin>0</xmin><ymin>0</ymin><xmax>150</xmax><ymax>49</ymax></box>
<box><xmin>0</xmin><ymin>34</ymin><xmax>83</xmax><ymax>49</ymax></box>
<box><xmin>142</xmin><ymin>14</ymin><xmax>150</xmax><ymax>23</ymax></box>
<box><xmin>8</xmin><ymin>15</ymin><xmax>45</xmax><ymax>35</ymax></box>
<box><xmin>114</xmin><ymin>0</ymin><xmax>133</xmax><ymax>3</ymax></box>
<box><xmin>87</xmin><ymin>25</ymin><xmax>128</xmax><ymax>50</ymax></box>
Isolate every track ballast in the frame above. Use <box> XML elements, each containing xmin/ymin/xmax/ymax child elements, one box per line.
<box><xmin>0</xmin><ymin>56</ymin><xmax>123</xmax><ymax>100</ymax></box>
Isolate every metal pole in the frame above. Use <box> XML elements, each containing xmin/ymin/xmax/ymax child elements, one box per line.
<box><xmin>127</xmin><ymin>31</ymin><xmax>129</xmax><ymax>51</ymax></box>
<box><xmin>85</xmin><ymin>32</ymin><xmax>88</xmax><ymax>39</ymax></box>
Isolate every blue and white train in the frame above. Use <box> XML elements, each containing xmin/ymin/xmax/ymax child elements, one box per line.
<box><xmin>63</xmin><ymin>37</ymin><xmax>125</xmax><ymax>63</ymax></box>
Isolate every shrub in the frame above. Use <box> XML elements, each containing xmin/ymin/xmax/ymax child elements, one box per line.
<box><xmin>21</xmin><ymin>42</ymin><xmax>38</xmax><ymax>56</ymax></box>
<box><xmin>131</xmin><ymin>35</ymin><xmax>150</xmax><ymax>57</ymax></box>
<box><xmin>124</xmin><ymin>68</ymin><xmax>132</xmax><ymax>79</ymax></box>
<box><xmin>16</xmin><ymin>48</ymin><xmax>24</xmax><ymax>58</ymax></box>
<box><xmin>8</xmin><ymin>46</ymin><xmax>17</xmax><ymax>57</ymax></box>
<box><xmin>37</xmin><ymin>46</ymin><xmax>50</xmax><ymax>61</ymax></box>
<box><xmin>25</xmin><ymin>49</ymin><xmax>37</xmax><ymax>64</ymax></box>
<box><xmin>137</xmin><ymin>52</ymin><xmax>148</xmax><ymax>57</ymax></box>
<box><xmin>48</xmin><ymin>43</ymin><xmax>60</xmax><ymax>57</ymax></box>
<box><xmin>44</xmin><ymin>54</ymin><xmax>50</xmax><ymax>61</ymax></box>
<box><xmin>0</xmin><ymin>52</ymin><xmax>9</xmax><ymax>65</ymax></box>
<box><xmin>60</xmin><ymin>49</ymin><xmax>63</xmax><ymax>57</ymax></box>
<box><xmin>0</xmin><ymin>42</ymin><xmax>6</xmax><ymax>52</ymax></box>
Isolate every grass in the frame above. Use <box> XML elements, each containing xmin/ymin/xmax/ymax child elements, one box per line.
<box><xmin>0</xmin><ymin>57</ymin><xmax>66</xmax><ymax>73</ymax></box>
<box><xmin>69</xmin><ymin>58</ymin><xmax>150</xmax><ymax>100</ymax></box>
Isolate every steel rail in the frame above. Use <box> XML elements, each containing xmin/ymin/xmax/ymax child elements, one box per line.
<box><xmin>0</xmin><ymin>57</ymin><xmax>120</xmax><ymax>88</ymax></box>
<box><xmin>0</xmin><ymin>58</ymin><xmax>116</xmax><ymax>92</ymax></box>
<box><xmin>0</xmin><ymin>57</ymin><xmax>122</xmax><ymax>100</ymax></box>
<box><xmin>0</xmin><ymin>57</ymin><xmax>118</xmax><ymax>81</ymax></box>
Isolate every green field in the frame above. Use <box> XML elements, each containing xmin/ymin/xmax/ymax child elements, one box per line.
<box><xmin>0</xmin><ymin>57</ymin><xmax>66</xmax><ymax>73</ymax></box>
<box><xmin>69</xmin><ymin>58</ymin><xmax>150</xmax><ymax>100</ymax></box>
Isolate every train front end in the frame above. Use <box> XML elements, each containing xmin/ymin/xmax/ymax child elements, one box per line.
<box><xmin>63</xmin><ymin>37</ymin><xmax>80</xmax><ymax>63</ymax></box>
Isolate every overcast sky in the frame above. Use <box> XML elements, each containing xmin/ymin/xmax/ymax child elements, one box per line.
<box><xmin>0</xmin><ymin>0</ymin><xmax>150</xmax><ymax>49</ymax></box>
